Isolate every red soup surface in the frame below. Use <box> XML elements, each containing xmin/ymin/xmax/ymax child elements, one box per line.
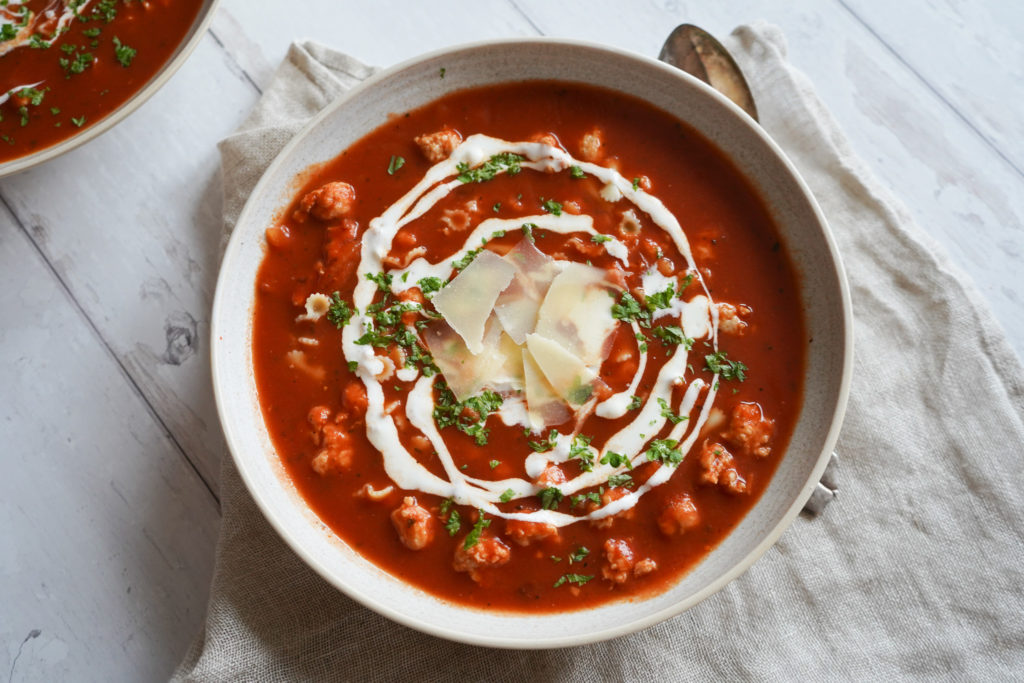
<box><xmin>0</xmin><ymin>0</ymin><xmax>204</xmax><ymax>164</ymax></box>
<box><xmin>252</xmin><ymin>81</ymin><xmax>807</xmax><ymax>612</ymax></box>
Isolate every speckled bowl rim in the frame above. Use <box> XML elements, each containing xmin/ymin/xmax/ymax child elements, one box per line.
<box><xmin>0</xmin><ymin>0</ymin><xmax>220</xmax><ymax>179</ymax></box>
<box><xmin>212</xmin><ymin>37</ymin><xmax>853</xmax><ymax>649</ymax></box>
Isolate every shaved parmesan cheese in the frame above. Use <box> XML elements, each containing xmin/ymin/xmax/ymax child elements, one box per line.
<box><xmin>522</xmin><ymin>347</ymin><xmax>571</xmax><ymax>430</ymax></box>
<box><xmin>424</xmin><ymin>318</ymin><xmax>524</xmax><ymax>401</ymax></box>
<box><xmin>431</xmin><ymin>250</ymin><xmax>515</xmax><ymax>354</ymax></box>
<box><xmin>535</xmin><ymin>263</ymin><xmax>618</xmax><ymax>367</ymax></box>
<box><xmin>493</xmin><ymin>239</ymin><xmax>560</xmax><ymax>343</ymax></box>
<box><xmin>525</xmin><ymin>334</ymin><xmax>598</xmax><ymax>407</ymax></box>
<box><xmin>682</xmin><ymin>295</ymin><xmax>712</xmax><ymax>340</ymax></box>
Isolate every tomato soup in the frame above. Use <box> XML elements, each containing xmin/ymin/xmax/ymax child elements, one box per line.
<box><xmin>0</xmin><ymin>0</ymin><xmax>204</xmax><ymax>163</ymax></box>
<box><xmin>252</xmin><ymin>81</ymin><xmax>806</xmax><ymax>611</ymax></box>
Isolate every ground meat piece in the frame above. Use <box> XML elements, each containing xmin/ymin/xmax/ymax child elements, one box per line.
<box><xmin>535</xmin><ymin>465</ymin><xmax>567</xmax><ymax>488</ymax></box>
<box><xmin>390</xmin><ymin>496</ymin><xmax>435</xmax><ymax>550</ymax></box>
<box><xmin>633</xmin><ymin>558</ymin><xmax>658</xmax><ymax>577</ymax></box>
<box><xmin>590</xmin><ymin>487</ymin><xmax>635</xmax><ymax>530</ymax></box>
<box><xmin>726</xmin><ymin>402</ymin><xmax>774</xmax><ymax>458</ymax></box>
<box><xmin>415</xmin><ymin>127</ymin><xmax>463</xmax><ymax>163</ymax></box>
<box><xmin>342</xmin><ymin>382</ymin><xmax>368</xmax><ymax>417</ymax></box>
<box><xmin>307</xmin><ymin>405</ymin><xmax>332</xmax><ymax>436</ymax></box>
<box><xmin>657</xmin><ymin>493</ymin><xmax>701</xmax><ymax>536</ymax></box>
<box><xmin>311</xmin><ymin>424</ymin><xmax>353</xmax><ymax>475</ymax></box>
<box><xmin>580</xmin><ymin>129</ymin><xmax>603</xmax><ymax>161</ymax></box>
<box><xmin>566</xmin><ymin>236</ymin><xmax>604</xmax><ymax>259</ymax></box>
<box><xmin>699</xmin><ymin>441</ymin><xmax>748</xmax><ymax>494</ymax></box>
<box><xmin>295</xmin><ymin>181</ymin><xmax>356</xmax><ymax>222</ymax></box>
<box><xmin>322</xmin><ymin>218</ymin><xmax>360</xmax><ymax>289</ymax></box>
<box><xmin>601</xmin><ymin>538</ymin><xmax>636</xmax><ymax>584</ymax></box>
<box><xmin>530</xmin><ymin>132</ymin><xmax>561</xmax><ymax>148</ymax></box>
<box><xmin>505</xmin><ymin>519</ymin><xmax>559</xmax><ymax>546</ymax></box>
<box><xmin>453</xmin><ymin>535</ymin><xmax>511</xmax><ymax>582</ymax></box>
<box><xmin>717</xmin><ymin>302</ymin><xmax>751</xmax><ymax>336</ymax></box>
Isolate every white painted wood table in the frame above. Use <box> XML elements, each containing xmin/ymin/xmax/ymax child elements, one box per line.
<box><xmin>2</xmin><ymin>1</ymin><xmax>1021</xmax><ymax>679</ymax></box>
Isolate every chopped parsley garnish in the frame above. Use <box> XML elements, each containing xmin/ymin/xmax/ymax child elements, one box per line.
<box><xmin>590</xmin><ymin>234</ymin><xmax>612</xmax><ymax>244</ymax></box>
<box><xmin>652</xmin><ymin>325</ymin><xmax>693</xmax><ymax>348</ymax></box>
<box><xmin>17</xmin><ymin>87</ymin><xmax>46</xmax><ymax>106</ymax></box>
<box><xmin>387</xmin><ymin>154</ymin><xmax>405</xmax><ymax>175</ymax></box>
<box><xmin>444</xmin><ymin>509</ymin><xmax>461</xmax><ymax>536</ymax></box>
<box><xmin>627</xmin><ymin>395</ymin><xmax>643</xmax><ymax>411</ymax></box>
<box><xmin>632</xmin><ymin>177</ymin><xmax>641</xmax><ymax>191</ymax></box>
<box><xmin>70</xmin><ymin>115</ymin><xmax>86</xmax><ymax>127</ymax></box>
<box><xmin>463</xmin><ymin>511</ymin><xmax>490</xmax><ymax>549</ymax></box>
<box><xmin>553</xmin><ymin>573</ymin><xmax>594</xmax><ymax>588</ymax></box>
<box><xmin>432</xmin><ymin>383</ymin><xmax>502</xmax><ymax>446</ymax></box>
<box><xmin>82</xmin><ymin>27</ymin><xmax>102</xmax><ymax>38</ymax></box>
<box><xmin>0</xmin><ymin>24</ymin><xmax>17</xmax><ymax>42</ymax></box>
<box><xmin>364</xmin><ymin>271</ymin><xmax>393</xmax><ymax>292</ymax></box>
<box><xmin>679</xmin><ymin>272</ymin><xmax>696</xmax><ymax>290</ymax></box>
<box><xmin>326</xmin><ymin>292</ymin><xmax>354</xmax><ymax>328</ymax></box>
<box><xmin>645</xmin><ymin>284</ymin><xmax>676</xmax><ymax>313</ymax></box>
<box><xmin>347</xmin><ymin>360</ymin><xmax>358</xmax><ymax>373</ymax></box>
<box><xmin>60</xmin><ymin>49</ymin><xmax>94</xmax><ymax>76</ymax></box>
<box><xmin>704</xmin><ymin>351</ymin><xmax>748</xmax><ymax>381</ymax></box>
<box><xmin>29</xmin><ymin>34</ymin><xmax>50</xmax><ymax>49</ymax></box>
<box><xmin>521</xmin><ymin>223</ymin><xmax>536</xmax><ymax>243</ymax></box>
<box><xmin>568</xmin><ymin>434</ymin><xmax>595</xmax><ymax>472</ymax></box>
<box><xmin>492</xmin><ymin>202</ymin><xmax>501</xmax><ymax>213</ymax></box>
<box><xmin>539</xmin><ymin>487</ymin><xmax>564</xmax><ymax>510</ymax></box>
<box><xmin>646</xmin><ymin>439</ymin><xmax>684</xmax><ymax>467</ymax></box>
<box><xmin>90</xmin><ymin>0</ymin><xmax>120</xmax><ymax>22</ymax></box>
<box><xmin>112</xmin><ymin>36</ymin><xmax>135</xmax><ymax>67</ymax></box>
<box><xmin>488</xmin><ymin>459</ymin><xmax>500</xmax><ymax>469</ymax></box>
<box><xmin>608</xmin><ymin>473</ymin><xmax>634</xmax><ymax>488</ymax></box>
<box><xmin>568</xmin><ymin>546</ymin><xmax>590</xmax><ymax>564</ymax></box>
<box><xmin>600</xmin><ymin>451</ymin><xmax>633</xmax><ymax>469</ymax></box>
<box><xmin>439</xmin><ymin>67</ymin><xmax>446</xmax><ymax>78</ymax></box>
<box><xmin>569</xmin><ymin>490</ymin><xmax>603</xmax><ymax>508</ymax></box>
<box><xmin>611</xmin><ymin>291</ymin><xmax>650</xmax><ymax>326</ymax></box>
<box><xmin>569</xmin><ymin>165</ymin><xmax>586</xmax><ymax>179</ymax></box>
<box><xmin>499</xmin><ymin>488</ymin><xmax>516</xmax><ymax>503</ymax></box>
<box><xmin>439</xmin><ymin>497</ymin><xmax>454</xmax><ymax>515</ymax></box>
<box><xmin>455</xmin><ymin>152</ymin><xmax>523</xmax><ymax>183</ymax></box>
<box><xmin>658</xmin><ymin>397</ymin><xmax>688</xmax><ymax>424</ymax></box>
<box><xmin>527</xmin><ymin>429</ymin><xmax>559</xmax><ymax>453</ymax></box>
<box><xmin>541</xmin><ymin>199</ymin><xmax>562</xmax><ymax>216</ymax></box>
<box><xmin>416</xmin><ymin>276</ymin><xmax>445</xmax><ymax>295</ymax></box>
<box><xmin>450</xmin><ymin>247</ymin><xmax>481</xmax><ymax>271</ymax></box>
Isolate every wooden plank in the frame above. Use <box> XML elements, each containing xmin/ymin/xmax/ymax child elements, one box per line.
<box><xmin>0</xmin><ymin>206</ymin><xmax>219</xmax><ymax>681</ymax></box>
<box><xmin>0</xmin><ymin>34</ymin><xmax>261</xmax><ymax>492</ymax></box>
<box><xmin>509</xmin><ymin>0</ymin><xmax>1024</xmax><ymax>355</ymax></box>
<box><xmin>840</xmin><ymin>0</ymin><xmax>1024</xmax><ymax>175</ymax></box>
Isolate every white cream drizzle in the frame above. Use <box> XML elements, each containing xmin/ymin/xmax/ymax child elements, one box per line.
<box><xmin>341</xmin><ymin>134</ymin><xmax>723</xmax><ymax>527</ymax></box>
<box><xmin>0</xmin><ymin>1</ymin><xmax>92</xmax><ymax>58</ymax></box>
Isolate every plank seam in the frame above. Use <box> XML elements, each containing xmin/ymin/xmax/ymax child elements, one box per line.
<box><xmin>0</xmin><ymin>192</ymin><xmax>222</xmax><ymax>509</ymax></box>
<box><xmin>208</xmin><ymin>27</ymin><xmax>264</xmax><ymax>96</ymax></box>
<box><xmin>505</xmin><ymin>0</ymin><xmax>546</xmax><ymax>36</ymax></box>
<box><xmin>836</xmin><ymin>0</ymin><xmax>1024</xmax><ymax>181</ymax></box>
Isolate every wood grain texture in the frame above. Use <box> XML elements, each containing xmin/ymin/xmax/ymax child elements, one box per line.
<box><xmin>0</xmin><ymin>0</ymin><xmax>1020</xmax><ymax>678</ymax></box>
<box><xmin>0</xmin><ymin>205</ymin><xmax>218</xmax><ymax>681</ymax></box>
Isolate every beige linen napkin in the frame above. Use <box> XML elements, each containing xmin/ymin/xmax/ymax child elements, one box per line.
<box><xmin>176</xmin><ymin>25</ymin><xmax>1024</xmax><ymax>681</ymax></box>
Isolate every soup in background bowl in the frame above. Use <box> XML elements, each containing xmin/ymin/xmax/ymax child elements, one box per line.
<box><xmin>212</xmin><ymin>39</ymin><xmax>852</xmax><ymax>647</ymax></box>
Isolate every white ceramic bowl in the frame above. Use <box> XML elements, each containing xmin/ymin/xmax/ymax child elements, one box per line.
<box><xmin>0</xmin><ymin>0</ymin><xmax>219</xmax><ymax>178</ymax></box>
<box><xmin>212</xmin><ymin>38</ymin><xmax>853</xmax><ymax>648</ymax></box>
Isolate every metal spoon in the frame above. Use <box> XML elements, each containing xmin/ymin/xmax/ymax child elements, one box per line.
<box><xmin>659</xmin><ymin>24</ymin><xmax>759</xmax><ymax>122</ymax></box>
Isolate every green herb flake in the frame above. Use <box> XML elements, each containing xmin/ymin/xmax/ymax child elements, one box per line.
<box><xmin>70</xmin><ymin>115</ymin><xmax>86</xmax><ymax>127</ymax></box>
<box><xmin>450</xmin><ymin>247</ymin><xmax>482</xmax><ymax>271</ymax></box>
<box><xmin>542</xmin><ymin>199</ymin><xmax>562</xmax><ymax>216</ymax></box>
<box><xmin>646</xmin><ymin>439</ymin><xmax>684</xmax><ymax>467</ymax></box>
<box><xmin>600</xmin><ymin>451</ymin><xmax>633</xmax><ymax>469</ymax></box>
<box><xmin>611</xmin><ymin>291</ymin><xmax>650</xmax><ymax>326</ymax></box>
<box><xmin>112</xmin><ymin>36</ymin><xmax>135</xmax><ymax>67</ymax></box>
<box><xmin>645</xmin><ymin>284</ymin><xmax>675</xmax><ymax>312</ymax></box>
<box><xmin>527</xmin><ymin>429</ymin><xmax>559</xmax><ymax>453</ymax></box>
<box><xmin>652</xmin><ymin>325</ymin><xmax>693</xmax><ymax>348</ymax></box>
<box><xmin>704</xmin><ymin>351</ymin><xmax>748</xmax><ymax>381</ymax></box>
<box><xmin>568</xmin><ymin>546</ymin><xmax>590</xmax><ymax>564</ymax></box>
<box><xmin>439</xmin><ymin>67</ymin><xmax>446</xmax><ymax>78</ymax></box>
<box><xmin>590</xmin><ymin>234</ymin><xmax>612</xmax><ymax>244</ymax></box>
<box><xmin>492</xmin><ymin>202</ymin><xmax>501</xmax><ymax>213</ymax></box>
<box><xmin>463</xmin><ymin>511</ymin><xmax>491</xmax><ymax>549</ymax></box>
<box><xmin>387</xmin><ymin>154</ymin><xmax>405</xmax><ymax>175</ymax></box>
<box><xmin>326</xmin><ymin>292</ymin><xmax>354</xmax><ymax>328</ymax></box>
<box><xmin>499</xmin><ymin>488</ymin><xmax>516</xmax><ymax>503</ymax></box>
<box><xmin>347</xmin><ymin>360</ymin><xmax>358</xmax><ymax>373</ymax></box>
<box><xmin>521</xmin><ymin>223</ymin><xmax>536</xmax><ymax>243</ymax></box>
<box><xmin>445</xmin><ymin>509</ymin><xmax>461</xmax><ymax>537</ymax></box>
<box><xmin>539</xmin><ymin>487</ymin><xmax>564</xmax><ymax>510</ymax></box>
<box><xmin>488</xmin><ymin>459</ymin><xmax>501</xmax><ymax>470</ymax></box>
<box><xmin>608</xmin><ymin>473</ymin><xmax>634</xmax><ymax>488</ymax></box>
<box><xmin>632</xmin><ymin>177</ymin><xmax>641</xmax><ymax>191</ymax></box>
<box><xmin>568</xmin><ymin>434</ymin><xmax>595</xmax><ymax>472</ymax></box>
<box><xmin>657</xmin><ymin>397</ymin><xmax>688</xmax><ymax>424</ymax></box>
<box><xmin>554</xmin><ymin>573</ymin><xmax>594</xmax><ymax>588</ymax></box>
<box><xmin>417</xmin><ymin>276</ymin><xmax>445</xmax><ymax>295</ymax></box>
<box><xmin>627</xmin><ymin>395</ymin><xmax>643</xmax><ymax>411</ymax></box>
<box><xmin>569</xmin><ymin>165</ymin><xmax>586</xmax><ymax>179</ymax></box>
<box><xmin>455</xmin><ymin>152</ymin><xmax>523</xmax><ymax>183</ymax></box>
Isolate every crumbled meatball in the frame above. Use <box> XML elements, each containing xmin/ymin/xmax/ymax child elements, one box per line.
<box><xmin>566</xmin><ymin>236</ymin><xmax>604</xmax><ymax>259</ymax></box>
<box><xmin>390</xmin><ymin>496</ymin><xmax>435</xmax><ymax>550</ymax></box>
<box><xmin>717</xmin><ymin>302</ymin><xmax>751</xmax><ymax>336</ymax></box>
<box><xmin>505</xmin><ymin>519</ymin><xmax>559</xmax><ymax>546</ymax></box>
<box><xmin>726</xmin><ymin>402</ymin><xmax>774</xmax><ymax>458</ymax></box>
<box><xmin>658</xmin><ymin>493</ymin><xmax>701</xmax><ymax>536</ymax></box>
<box><xmin>295</xmin><ymin>181</ymin><xmax>356</xmax><ymax>222</ymax></box>
<box><xmin>633</xmin><ymin>557</ymin><xmax>658</xmax><ymax>577</ymax></box>
<box><xmin>415</xmin><ymin>127</ymin><xmax>463</xmax><ymax>163</ymax></box>
<box><xmin>590</xmin><ymin>486</ymin><xmax>635</xmax><ymax>530</ymax></box>
<box><xmin>535</xmin><ymin>464</ymin><xmax>567</xmax><ymax>488</ymax></box>
<box><xmin>311</xmin><ymin>424</ymin><xmax>353</xmax><ymax>475</ymax></box>
<box><xmin>453</xmin><ymin>535</ymin><xmax>511</xmax><ymax>582</ymax></box>
<box><xmin>342</xmin><ymin>382</ymin><xmax>368</xmax><ymax>417</ymax></box>
<box><xmin>601</xmin><ymin>538</ymin><xmax>636</xmax><ymax>584</ymax></box>
<box><xmin>530</xmin><ymin>132</ymin><xmax>561</xmax><ymax>148</ymax></box>
<box><xmin>580</xmin><ymin>129</ymin><xmax>604</xmax><ymax>161</ymax></box>
<box><xmin>699</xmin><ymin>441</ymin><xmax>748</xmax><ymax>494</ymax></box>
